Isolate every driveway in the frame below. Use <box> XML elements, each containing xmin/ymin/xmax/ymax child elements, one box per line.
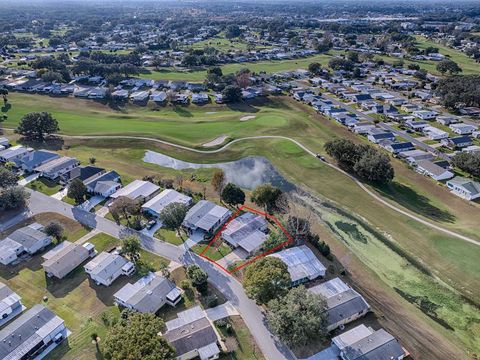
<box><xmin>17</xmin><ymin>173</ymin><xmax>39</xmax><ymax>186</ymax></box>
<box><xmin>79</xmin><ymin>195</ymin><xmax>105</xmax><ymax>211</ymax></box>
<box><xmin>205</xmin><ymin>301</ymin><xmax>239</xmax><ymax>321</ymax></box>
<box><xmin>51</xmin><ymin>187</ymin><xmax>68</xmax><ymax>200</ymax></box>
<box><xmin>216</xmin><ymin>248</ymin><xmax>245</xmax><ymax>269</ymax></box>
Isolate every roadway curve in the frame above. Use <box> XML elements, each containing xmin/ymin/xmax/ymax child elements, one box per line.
<box><xmin>61</xmin><ymin>134</ymin><xmax>480</xmax><ymax>247</ymax></box>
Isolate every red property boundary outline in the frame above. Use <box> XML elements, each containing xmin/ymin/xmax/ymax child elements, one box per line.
<box><xmin>198</xmin><ymin>205</ymin><xmax>294</xmax><ymax>274</ymax></box>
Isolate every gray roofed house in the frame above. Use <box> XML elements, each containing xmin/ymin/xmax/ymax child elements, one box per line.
<box><xmin>141</xmin><ymin>189</ymin><xmax>193</xmax><ymax>218</ymax></box>
<box><xmin>269</xmin><ymin>245</ymin><xmax>326</xmax><ymax>286</ymax></box>
<box><xmin>0</xmin><ymin>304</ymin><xmax>68</xmax><ymax>360</ymax></box>
<box><xmin>446</xmin><ymin>177</ymin><xmax>480</xmax><ymax>201</ymax></box>
<box><xmin>415</xmin><ymin>160</ymin><xmax>454</xmax><ymax>181</ymax></box>
<box><xmin>14</xmin><ymin>150</ymin><xmax>60</xmax><ymax>172</ymax></box>
<box><xmin>34</xmin><ymin>156</ymin><xmax>80</xmax><ymax>180</ymax></box>
<box><xmin>110</xmin><ymin>180</ymin><xmax>160</xmax><ymax>202</ymax></box>
<box><xmin>163</xmin><ymin>305</ymin><xmax>221</xmax><ymax>360</ymax></box>
<box><xmin>0</xmin><ymin>223</ymin><xmax>51</xmax><ymax>265</ymax></box>
<box><xmin>183</xmin><ymin>200</ymin><xmax>231</xmax><ymax>235</ymax></box>
<box><xmin>0</xmin><ymin>282</ymin><xmax>24</xmax><ymax>327</ymax></box>
<box><xmin>341</xmin><ymin>328</ymin><xmax>405</xmax><ymax>360</ymax></box>
<box><xmin>84</xmin><ymin>251</ymin><xmax>135</xmax><ymax>286</ymax></box>
<box><xmin>221</xmin><ymin>212</ymin><xmax>268</xmax><ymax>256</ymax></box>
<box><xmin>332</xmin><ymin>324</ymin><xmax>374</xmax><ymax>352</ymax></box>
<box><xmin>0</xmin><ymin>145</ymin><xmax>32</xmax><ymax>163</ymax></box>
<box><xmin>309</xmin><ymin>277</ymin><xmax>370</xmax><ymax>332</ymax></box>
<box><xmin>42</xmin><ymin>241</ymin><xmax>95</xmax><ymax>279</ymax></box>
<box><xmin>113</xmin><ymin>273</ymin><xmax>182</xmax><ymax>313</ymax></box>
<box><xmin>84</xmin><ymin>170</ymin><xmax>121</xmax><ymax>197</ymax></box>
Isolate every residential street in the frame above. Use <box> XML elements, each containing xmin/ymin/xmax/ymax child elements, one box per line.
<box><xmin>24</xmin><ymin>189</ymin><xmax>295</xmax><ymax>360</ymax></box>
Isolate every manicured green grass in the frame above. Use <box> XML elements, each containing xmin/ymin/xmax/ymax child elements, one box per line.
<box><xmin>61</xmin><ymin>195</ymin><xmax>77</xmax><ymax>205</ymax></box>
<box><xmin>154</xmin><ymin>228</ymin><xmax>184</xmax><ymax>245</ymax></box>
<box><xmin>33</xmin><ymin>212</ymin><xmax>90</xmax><ymax>241</ymax></box>
<box><xmin>26</xmin><ymin>178</ymin><xmax>62</xmax><ymax>196</ymax></box>
<box><xmin>191</xmin><ymin>243</ymin><xmax>232</xmax><ymax>261</ymax></box>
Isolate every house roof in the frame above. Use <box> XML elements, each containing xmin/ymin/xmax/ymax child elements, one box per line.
<box><xmin>416</xmin><ymin>160</ymin><xmax>452</xmax><ymax>178</ymax></box>
<box><xmin>448</xmin><ymin>177</ymin><xmax>480</xmax><ymax>196</ymax></box>
<box><xmin>113</xmin><ymin>273</ymin><xmax>178</xmax><ymax>313</ymax></box>
<box><xmin>141</xmin><ymin>189</ymin><xmax>192</xmax><ymax>215</ymax></box>
<box><xmin>14</xmin><ymin>150</ymin><xmax>59</xmax><ymax>169</ymax></box>
<box><xmin>76</xmin><ymin>166</ymin><xmax>105</xmax><ymax>182</ymax></box>
<box><xmin>269</xmin><ymin>245</ymin><xmax>326</xmax><ymax>282</ymax></box>
<box><xmin>222</xmin><ymin>212</ymin><xmax>268</xmax><ymax>251</ymax></box>
<box><xmin>84</xmin><ymin>252</ymin><xmax>131</xmax><ymax>283</ymax></box>
<box><xmin>42</xmin><ymin>241</ymin><xmax>90</xmax><ymax>278</ymax></box>
<box><xmin>183</xmin><ymin>200</ymin><xmax>231</xmax><ymax>232</ymax></box>
<box><xmin>343</xmin><ymin>329</ymin><xmax>404</xmax><ymax>360</ymax></box>
<box><xmin>34</xmin><ymin>156</ymin><xmax>78</xmax><ymax>174</ymax></box>
<box><xmin>5</xmin><ymin>224</ymin><xmax>49</xmax><ymax>250</ymax></box>
<box><xmin>0</xmin><ymin>305</ymin><xmax>64</xmax><ymax>360</ymax></box>
<box><xmin>85</xmin><ymin>171</ymin><xmax>120</xmax><ymax>192</ymax></box>
<box><xmin>110</xmin><ymin>180</ymin><xmax>159</xmax><ymax>200</ymax></box>
<box><xmin>0</xmin><ymin>282</ymin><xmax>21</xmax><ymax>315</ymax></box>
<box><xmin>0</xmin><ymin>145</ymin><xmax>31</xmax><ymax>161</ymax></box>
<box><xmin>332</xmin><ymin>324</ymin><xmax>374</xmax><ymax>351</ymax></box>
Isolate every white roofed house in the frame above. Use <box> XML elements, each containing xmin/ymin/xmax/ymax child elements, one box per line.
<box><xmin>0</xmin><ymin>305</ymin><xmax>68</xmax><ymax>360</ymax></box>
<box><xmin>415</xmin><ymin>160</ymin><xmax>454</xmax><ymax>181</ymax></box>
<box><xmin>0</xmin><ymin>282</ymin><xmax>25</xmax><ymax>327</ymax></box>
<box><xmin>42</xmin><ymin>241</ymin><xmax>97</xmax><ymax>279</ymax></box>
<box><xmin>110</xmin><ymin>180</ymin><xmax>160</xmax><ymax>203</ymax></box>
<box><xmin>423</xmin><ymin>126</ymin><xmax>448</xmax><ymax>140</ymax></box>
<box><xmin>84</xmin><ymin>251</ymin><xmax>135</xmax><ymax>286</ymax></box>
<box><xmin>182</xmin><ymin>200</ymin><xmax>231</xmax><ymax>237</ymax></box>
<box><xmin>413</xmin><ymin>110</ymin><xmax>437</xmax><ymax>121</ymax></box>
<box><xmin>309</xmin><ymin>277</ymin><xmax>370</xmax><ymax>332</ymax></box>
<box><xmin>446</xmin><ymin>177</ymin><xmax>480</xmax><ymax>201</ymax></box>
<box><xmin>449</xmin><ymin>123</ymin><xmax>478</xmax><ymax>135</ymax></box>
<box><xmin>0</xmin><ymin>223</ymin><xmax>52</xmax><ymax>266</ymax></box>
<box><xmin>113</xmin><ymin>273</ymin><xmax>182</xmax><ymax>313</ymax></box>
<box><xmin>340</xmin><ymin>328</ymin><xmax>406</xmax><ymax>360</ymax></box>
<box><xmin>34</xmin><ymin>156</ymin><xmax>80</xmax><ymax>181</ymax></box>
<box><xmin>221</xmin><ymin>212</ymin><xmax>268</xmax><ymax>257</ymax></box>
<box><xmin>269</xmin><ymin>245</ymin><xmax>326</xmax><ymax>286</ymax></box>
<box><xmin>142</xmin><ymin>189</ymin><xmax>193</xmax><ymax>218</ymax></box>
<box><xmin>84</xmin><ymin>170</ymin><xmax>121</xmax><ymax>197</ymax></box>
<box><xmin>0</xmin><ymin>145</ymin><xmax>32</xmax><ymax>163</ymax></box>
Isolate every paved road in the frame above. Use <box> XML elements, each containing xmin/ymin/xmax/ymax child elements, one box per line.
<box><xmin>320</xmin><ymin>94</ymin><xmax>449</xmax><ymax>160</ymax></box>
<box><xmin>25</xmin><ymin>189</ymin><xmax>295</xmax><ymax>360</ymax></box>
<box><xmin>58</xmin><ymin>134</ymin><xmax>480</xmax><ymax>247</ymax></box>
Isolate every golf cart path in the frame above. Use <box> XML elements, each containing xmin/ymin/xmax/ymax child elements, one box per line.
<box><xmin>60</xmin><ymin>134</ymin><xmax>480</xmax><ymax>247</ymax></box>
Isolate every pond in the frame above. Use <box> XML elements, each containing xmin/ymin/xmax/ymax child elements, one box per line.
<box><xmin>143</xmin><ymin>150</ymin><xmax>295</xmax><ymax>191</ymax></box>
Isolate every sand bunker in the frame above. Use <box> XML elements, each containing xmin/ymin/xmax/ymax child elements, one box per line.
<box><xmin>202</xmin><ymin>135</ymin><xmax>228</xmax><ymax>147</ymax></box>
<box><xmin>240</xmin><ymin>115</ymin><xmax>256</xmax><ymax>121</ymax></box>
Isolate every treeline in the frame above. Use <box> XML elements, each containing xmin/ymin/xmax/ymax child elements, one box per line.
<box><xmin>325</xmin><ymin>139</ymin><xmax>395</xmax><ymax>184</ymax></box>
<box><xmin>436</xmin><ymin>75</ymin><xmax>480</xmax><ymax>109</ymax></box>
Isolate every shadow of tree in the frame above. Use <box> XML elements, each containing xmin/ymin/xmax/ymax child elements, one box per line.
<box><xmin>373</xmin><ymin>181</ymin><xmax>456</xmax><ymax>223</ymax></box>
<box><xmin>226</xmin><ymin>102</ymin><xmax>259</xmax><ymax>113</ymax></box>
<box><xmin>173</xmin><ymin>106</ymin><xmax>193</xmax><ymax>117</ymax></box>
<box><xmin>18</xmin><ymin>136</ymin><xmax>65</xmax><ymax>151</ymax></box>
<box><xmin>1</xmin><ymin>103</ymin><xmax>11</xmax><ymax>113</ymax></box>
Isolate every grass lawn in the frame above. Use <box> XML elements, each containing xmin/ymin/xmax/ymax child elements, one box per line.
<box><xmin>26</xmin><ymin>178</ymin><xmax>62</xmax><ymax>196</ymax></box>
<box><xmin>154</xmin><ymin>228</ymin><xmax>184</xmax><ymax>245</ymax></box>
<box><xmin>191</xmin><ymin>243</ymin><xmax>232</xmax><ymax>261</ymax></box>
<box><xmin>61</xmin><ymin>196</ymin><xmax>77</xmax><ymax>206</ymax></box>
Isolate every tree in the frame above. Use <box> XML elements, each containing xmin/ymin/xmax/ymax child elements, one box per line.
<box><xmin>221</xmin><ymin>183</ymin><xmax>245</xmax><ymax>207</ymax></box>
<box><xmin>44</xmin><ymin>222</ymin><xmax>64</xmax><ymax>241</ymax></box>
<box><xmin>353</xmin><ymin>149</ymin><xmax>394</xmax><ymax>183</ymax></box>
<box><xmin>222</xmin><ymin>84</ymin><xmax>242</xmax><ymax>103</ymax></box>
<box><xmin>436</xmin><ymin>75</ymin><xmax>480</xmax><ymax>109</ymax></box>
<box><xmin>328</xmin><ymin>58</ymin><xmax>354</xmax><ymax>72</ymax></box>
<box><xmin>67</xmin><ymin>178</ymin><xmax>87</xmax><ymax>204</ymax></box>
<box><xmin>159</xmin><ymin>202</ymin><xmax>188</xmax><ymax>236</ymax></box>
<box><xmin>308</xmin><ymin>62</ymin><xmax>322</xmax><ymax>75</ymax></box>
<box><xmin>251</xmin><ymin>184</ymin><xmax>283</xmax><ymax>214</ymax></box>
<box><xmin>110</xmin><ymin>196</ymin><xmax>141</xmax><ymax>227</ymax></box>
<box><xmin>0</xmin><ymin>167</ymin><xmax>18</xmax><ymax>188</ymax></box>
<box><xmin>16</xmin><ymin>112</ymin><xmax>59</xmax><ymax>141</ymax></box>
<box><xmin>436</xmin><ymin>59</ymin><xmax>462</xmax><ymax>75</ymax></box>
<box><xmin>267</xmin><ymin>286</ymin><xmax>328</xmax><ymax>347</ymax></box>
<box><xmin>225</xmin><ymin>25</ymin><xmax>242</xmax><ymax>39</ymax></box>
<box><xmin>347</xmin><ymin>51</ymin><xmax>359</xmax><ymax>63</ymax></box>
<box><xmin>236</xmin><ymin>68</ymin><xmax>251</xmax><ymax>89</ymax></box>
<box><xmin>243</xmin><ymin>257</ymin><xmax>291</xmax><ymax>304</ymax></box>
<box><xmin>0</xmin><ymin>186</ymin><xmax>29</xmax><ymax>210</ymax></box>
<box><xmin>324</xmin><ymin>139</ymin><xmax>361</xmax><ymax>169</ymax></box>
<box><xmin>211</xmin><ymin>170</ymin><xmax>226</xmax><ymax>197</ymax></box>
<box><xmin>452</xmin><ymin>152</ymin><xmax>480</xmax><ymax>177</ymax></box>
<box><xmin>103</xmin><ymin>310</ymin><xmax>175</xmax><ymax>360</ymax></box>
<box><xmin>89</xmin><ymin>157</ymin><xmax>96</xmax><ymax>165</ymax></box>
<box><xmin>186</xmin><ymin>264</ymin><xmax>209</xmax><ymax>294</ymax></box>
<box><xmin>121</xmin><ymin>235</ymin><xmax>141</xmax><ymax>263</ymax></box>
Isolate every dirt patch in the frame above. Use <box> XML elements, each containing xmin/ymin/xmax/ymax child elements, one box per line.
<box><xmin>240</xmin><ymin>115</ymin><xmax>256</xmax><ymax>121</ymax></box>
<box><xmin>202</xmin><ymin>135</ymin><xmax>228</xmax><ymax>147</ymax></box>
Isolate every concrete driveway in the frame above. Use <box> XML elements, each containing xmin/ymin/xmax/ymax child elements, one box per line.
<box><xmin>205</xmin><ymin>301</ymin><xmax>239</xmax><ymax>321</ymax></box>
<box><xmin>18</xmin><ymin>173</ymin><xmax>39</xmax><ymax>186</ymax></box>
<box><xmin>51</xmin><ymin>187</ymin><xmax>68</xmax><ymax>200</ymax></box>
<box><xmin>79</xmin><ymin>195</ymin><xmax>105</xmax><ymax>211</ymax></box>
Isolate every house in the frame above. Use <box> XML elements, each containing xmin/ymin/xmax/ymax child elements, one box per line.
<box><xmin>113</xmin><ymin>273</ymin><xmax>182</xmax><ymax>313</ymax></box>
<box><xmin>0</xmin><ymin>145</ymin><xmax>32</xmax><ymax>163</ymax></box>
<box><xmin>0</xmin><ymin>223</ymin><xmax>52</xmax><ymax>265</ymax></box>
<box><xmin>436</xmin><ymin>115</ymin><xmax>460</xmax><ymax>126</ymax></box>
<box><xmin>463</xmin><ymin>145</ymin><xmax>480</xmax><ymax>154</ymax></box>
<box><xmin>400</xmin><ymin>103</ymin><xmax>421</xmax><ymax>113</ymax></box>
<box><xmin>111</xmin><ymin>89</ymin><xmax>129</xmax><ymax>101</ymax></box>
<box><xmin>446</xmin><ymin>177</ymin><xmax>480</xmax><ymax>201</ymax></box>
<box><xmin>367</xmin><ymin>129</ymin><xmax>395</xmax><ymax>144</ymax></box>
<box><xmin>423</xmin><ymin>126</ymin><xmax>448</xmax><ymax>140</ymax></box>
<box><xmin>399</xmin><ymin>150</ymin><xmax>434</xmax><ymax>165</ymax></box>
<box><xmin>61</xmin><ymin>165</ymin><xmax>105</xmax><ymax>184</ymax></box>
<box><xmin>110</xmin><ymin>180</ymin><xmax>160</xmax><ymax>202</ymax></box>
<box><xmin>332</xmin><ymin>324</ymin><xmax>376</xmax><ymax>353</ymax></box>
<box><xmin>416</xmin><ymin>160</ymin><xmax>454</xmax><ymax>181</ymax></box>
<box><xmin>150</xmin><ymin>91</ymin><xmax>167</xmax><ymax>103</ymax></box>
<box><xmin>191</xmin><ymin>93</ymin><xmax>209</xmax><ymax>104</ymax></box>
<box><xmin>42</xmin><ymin>241</ymin><xmax>96</xmax><ymax>279</ymax></box>
<box><xmin>14</xmin><ymin>150</ymin><xmax>60</xmax><ymax>172</ymax></box>
<box><xmin>175</xmin><ymin>93</ymin><xmax>189</xmax><ymax>104</ymax></box>
<box><xmin>0</xmin><ymin>282</ymin><xmax>24</xmax><ymax>327</ymax></box>
<box><xmin>449</xmin><ymin>123</ymin><xmax>477</xmax><ymax>135</ymax></box>
<box><xmin>130</xmin><ymin>90</ymin><xmax>150</xmax><ymax>103</ymax></box>
<box><xmin>0</xmin><ymin>305</ymin><xmax>68</xmax><ymax>360</ymax></box>
<box><xmin>309</xmin><ymin>277</ymin><xmax>370</xmax><ymax>332</ymax></box>
<box><xmin>84</xmin><ymin>170</ymin><xmax>121</xmax><ymax>197</ymax></box>
<box><xmin>459</xmin><ymin>107</ymin><xmax>480</xmax><ymax>117</ymax></box>
<box><xmin>84</xmin><ymin>251</ymin><xmax>135</xmax><ymax>286</ymax></box>
<box><xmin>385</xmin><ymin>141</ymin><xmax>415</xmax><ymax>154</ymax></box>
<box><xmin>142</xmin><ymin>189</ymin><xmax>192</xmax><ymax>218</ymax></box>
<box><xmin>183</xmin><ymin>200</ymin><xmax>231</xmax><ymax>236</ymax></box>
<box><xmin>269</xmin><ymin>245</ymin><xmax>326</xmax><ymax>286</ymax></box>
<box><xmin>413</xmin><ymin>110</ymin><xmax>437</xmax><ymax>120</ymax></box>
<box><xmin>405</xmin><ymin>119</ymin><xmax>428</xmax><ymax>131</ymax></box>
<box><xmin>162</xmin><ymin>306</ymin><xmax>221</xmax><ymax>360</ymax></box>
<box><xmin>221</xmin><ymin>212</ymin><xmax>269</xmax><ymax>256</ymax></box>
<box><xmin>34</xmin><ymin>156</ymin><xmax>80</xmax><ymax>180</ymax></box>
<box><xmin>0</xmin><ymin>137</ymin><xmax>9</xmax><ymax>148</ymax></box>
<box><xmin>351</xmin><ymin>93</ymin><xmax>372</xmax><ymax>103</ymax></box>
<box><xmin>351</xmin><ymin>122</ymin><xmax>375</xmax><ymax>134</ymax></box>
<box><xmin>441</xmin><ymin>136</ymin><xmax>473</xmax><ymax>150</ymax></box>
<box><xmin>341</xmin><ymin>328</ymin><xmax>405</xmax><ymax>360</ymax></box>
